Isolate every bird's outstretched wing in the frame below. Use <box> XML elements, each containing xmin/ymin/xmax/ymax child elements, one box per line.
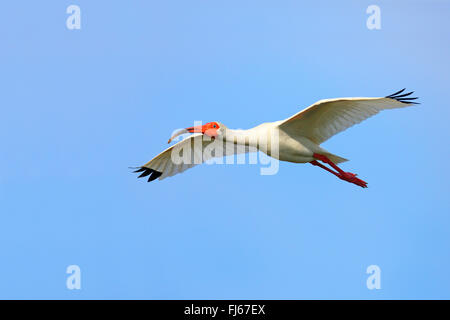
<box><xmin>278</xmin><ymin>89</ymin><xmax>419</xmax><ymax>145</ymax></box>
<box><xmin>132</xmin><ymin>133</ymin><xmax>256</xmax><ymax>182</ymax></box>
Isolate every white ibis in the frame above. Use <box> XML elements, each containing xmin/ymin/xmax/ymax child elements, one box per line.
<box><xmin>133</xmin><ymin>89</ymin><xmax>418</xmax><ymax>188</ymax></box>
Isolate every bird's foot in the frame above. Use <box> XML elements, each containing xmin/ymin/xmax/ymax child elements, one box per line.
<box><xmin>338</xmin><ymin>172</ymin><xmax>368</xmax><ymax>188</ymax></box>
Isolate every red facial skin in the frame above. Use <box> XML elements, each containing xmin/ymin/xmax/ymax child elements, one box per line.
<box><xmin>167</xmin><ymin>122</ymin><xmax>221</xmax><ymax>143</ymax></box>
<box><xmin>186</xmin><ymin>122</ymin><xmax>220</xmax><ymax>138</ymax></box>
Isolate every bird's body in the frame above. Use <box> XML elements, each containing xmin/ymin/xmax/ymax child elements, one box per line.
<box><xmin>133</xmin><ymin>89</ymin><xmax>418</xmax><ymax>187</ymax></box>
<box><xmin>222</xmin><ymin>122</ymin><xmax>341</xmax><ymax>164</ymax></box>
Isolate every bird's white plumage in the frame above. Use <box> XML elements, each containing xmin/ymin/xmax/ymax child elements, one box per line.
<box><xmin>278</xmin><ymin>97</ymin><xmax>411</xmax><ymax>144</ymax></box>
<box><xmin>142</xmin><ymin>133</ymin><xmax>256</xmax><ymax>180</ymax></box>
<box><xmin>136</xmin><ymin>90</ymin><xmax>417</xmax><ymax>184</ymax></box>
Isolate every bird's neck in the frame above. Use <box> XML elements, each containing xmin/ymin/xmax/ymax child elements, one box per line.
<box><xmin>223</xmin><ymin>128</ymin><xmax>259</xmax><ymax>147</ymax></box>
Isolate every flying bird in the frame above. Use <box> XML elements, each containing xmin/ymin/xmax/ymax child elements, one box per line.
<box><xmin>133</xmin><ymin>89</ymin><xmax>418</xmax><ymax>188</ymax></box>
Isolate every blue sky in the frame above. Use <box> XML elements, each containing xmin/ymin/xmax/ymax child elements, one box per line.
<box><xmin>1</xmin><ymin>1</ymin><xmax>449</xmax><ymax>299</ymax></box>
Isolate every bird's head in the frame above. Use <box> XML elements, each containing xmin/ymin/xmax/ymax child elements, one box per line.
<box><xmin>168</xmin><ymin>121</ymin><xmax>226</xmax><ymax>143</ymax></box>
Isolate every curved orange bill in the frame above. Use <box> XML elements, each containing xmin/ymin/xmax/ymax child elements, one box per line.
<box><xmin>167</xmin><ymin>125</ymin><xmax>205</xmax><ymax>143</ymax></box>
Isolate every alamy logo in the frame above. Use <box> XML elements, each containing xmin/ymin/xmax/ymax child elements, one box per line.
<box><xmin>169</xmin><ymin>121</ymin><xmax>280</xmax><ymax>176</ymax></box>
<box><xmin>366</xmin><ymin>265</ymin><xmax>381</xmax><ymax>290</ymax></box>
<box><xmin>66</xmin><ymin>5</ymin><xmax>81</xmax><ymax>30</ymax></box>
<box><xmin>66</xmin><ymin>265</ymin><xmax>81</xmax><ymax>290</ymax></box>
<box><xmin>366</xmin><ymin>5</ymin><xmax>381</xmax><ymax>30</ymax></box>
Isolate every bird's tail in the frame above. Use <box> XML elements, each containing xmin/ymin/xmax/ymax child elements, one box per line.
<box><xmin>323</xmin><ymin>152</ymin><xmax>348</xmax><ymax>164</ymax></box>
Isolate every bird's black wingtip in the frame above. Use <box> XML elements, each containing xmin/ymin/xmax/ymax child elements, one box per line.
<box><xmin>385</xmin><ymin>88</ymin><xmax>420</xmax><ymax>105</ymax></box>
<box><xmin>131</xmin><ymin>166</ymin><xmax>162</xmax><ymax>182</ymax></box>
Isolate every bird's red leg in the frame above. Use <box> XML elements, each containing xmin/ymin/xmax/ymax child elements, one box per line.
<box><xmin>313</xmin><ymin>153</ymin><xmax>346</xmax><ymax>174</ymax></box>
<box><xmin>312</xmin><ymin>153</ymin><xmax>368</xmax><ymax>188</ymax></box>
<box><xmin>310</xmin><ymin>160</ymin><xmax>340</xmax><ymax>177</ymax></box>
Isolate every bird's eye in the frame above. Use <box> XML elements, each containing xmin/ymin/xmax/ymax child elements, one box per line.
<box><xmin>213</xmin><ymin>124</ymin><xmax>217</xmax><ymax>128</ymax></box>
